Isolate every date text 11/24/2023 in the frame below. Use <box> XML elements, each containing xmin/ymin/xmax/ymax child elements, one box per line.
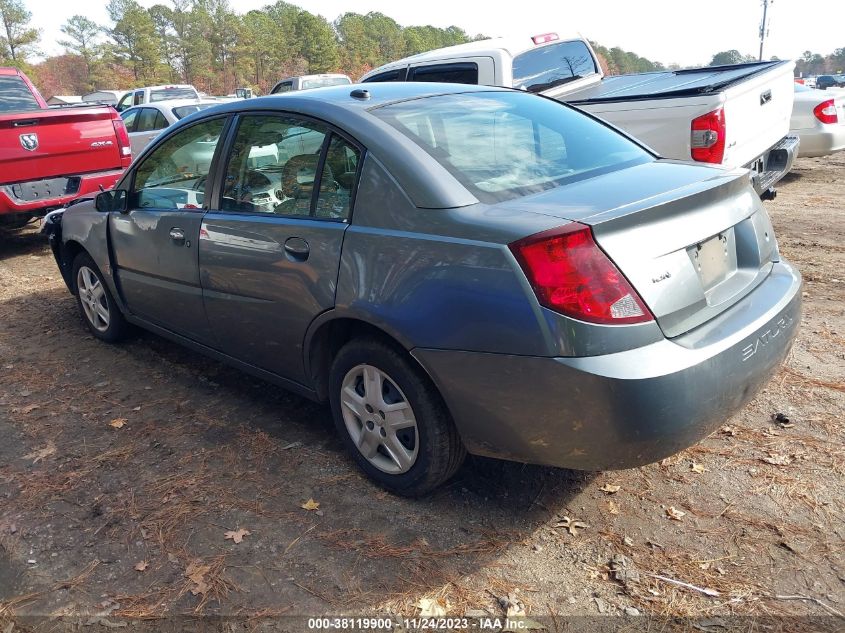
<box><xmin>307</xmin><ymin>617</ymin><xmax>536</xmax><ymax>630</ymax></box>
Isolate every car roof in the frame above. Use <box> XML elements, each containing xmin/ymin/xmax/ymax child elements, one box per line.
<box><xmin>163</xmin><ymin>82</ymin><xmax>515</xmax><ymax>209</ymax></box>
<box><xmin>122</xmin><ymin>99</ymin><xmax>220</xmax><ymax>113</ymax></box>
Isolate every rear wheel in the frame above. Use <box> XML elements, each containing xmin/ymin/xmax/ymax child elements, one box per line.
<box><xmin>72</xmin><ymin>252</ymin><xmax>128</xmax><ymax>343</ymax></box>
<box><xmin>329</xmin><ymin>338</ymin><xmax>465</xmax><ymax>496</ymax></box>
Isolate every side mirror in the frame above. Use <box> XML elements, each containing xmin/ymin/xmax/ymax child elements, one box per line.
<box><xmin>94</xmin><ymin>191</ymin><xmax>112</xmax><ymax>212</ymax></box>
<box><xmin>95</xmin><ymin>190</ymin><xmax>127</xmax><ymax>213</ymax></box>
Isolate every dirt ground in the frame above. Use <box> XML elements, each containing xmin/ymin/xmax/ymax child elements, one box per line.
<box><xmin>0</xmin><ymin>155</ymin><xmax>843</xmax><ymax>630</ymax></box>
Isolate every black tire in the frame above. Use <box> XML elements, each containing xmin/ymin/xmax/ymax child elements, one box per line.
<box><xmin>71</xmin><ymin>252</ymin><xmax>129</xmax><ymax>343</ymax></box>
<box><xmin>328</xmin><ymin>337</ymin><xmax>466</xmax><ymax>496</ymax></box>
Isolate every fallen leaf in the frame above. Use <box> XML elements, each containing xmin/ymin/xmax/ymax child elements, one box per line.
<box><xmin>417</xmin><ymin>597</ymin><xmax>447</xmax><ymax>617</ymax></box>
<box><xmin>224</xmin><ymin>528</ymin><xmax>251</xmax><ymax>544</ymax></box>
<box><xmin>134</xmin><ymin>561</ymin><xmax>148</xmax><ymax>572</ymax></box>
<box><xmin>607</xmin><ymin>500</ymin><xmax>620</xmax><ymax>515</ymax></box>
<box><xmin>185</xmin><ymin>561</ymin><xmax>210</xmax><ymax>595</ymax></box>
<box><xmin>720</xmin><ymin>425</ymin><xmax>738</xmax><ymax>436</ymax></box>
<box><xmin>666</xmin><ymin>506</ymin><xmax>686</xmax><ymax>521</ymax></box>
<box><xmin>691</xmin><ymin>462</ymin><xmax>706</xmax><ymax>474</ymax></box>
<box><xmin>22</xmin><ymin>441</ymin><xmax>56</xmax><ymax>464</ymax></box>
<box><xmin>554</xmin><ymin>516</ymin><xmax>589</xmax><ymax>536</ymax></box>
<box><xmin>762</xmin><ymin>453</ymin><xmax>792</xmax><ymax>466</ymax></box>
<box><xmin>109</xmin><ymin>418</ymin><xmax>127</xmax><ymax>429</ymax></box>
<box><xmin>599</xmin><ymin>483</ymin><xmax>621</xmax><ymax>494</ymax></box>
<box><xmin>19</xmin><ymin>404</ymin><xmax>40</xmax><ymax>414</ymax></box>
<box><xmin>301</xmin><ymin>498</ymin><xmax>320</xmax><ymax>511</ymax></box>
<box><xmin>132</xmin><ymin>406</ymin><xmax>141</xmax><ymax>411</ymax></box>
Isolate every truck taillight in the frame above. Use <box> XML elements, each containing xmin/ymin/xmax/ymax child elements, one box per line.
<box><xmin>813</xmin><ymin>99</ymin><xmax>838</xmax><ymax>124</ymax></box>
<box><xmin>112</xmin><ymin>118</ymin><xmax>132</xmax><ymax>159</ymax></box>
<box><xmin>532</xmin><ymin>33</ymin><xmax>559</xmax><ymax>45</ymax></box>
<box><xmin>690</xmin><ymin>108</ymin><xmax>726</xmax><ymax>164</ymax></box>
<box><xmin>509</xmin><ymin>223</ymin><xmax>653</xmax><ymax>325</ymax></box>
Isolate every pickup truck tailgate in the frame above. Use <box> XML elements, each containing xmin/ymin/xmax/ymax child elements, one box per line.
<box><xmin>0</xmin><ymin>107</ymin><xmax>124</xmax><ymax>186</ymax></box>
<box><xmin>722</xmin><ymin>61</ymin><xmax>795</xmax><ymax>167</ymax></box>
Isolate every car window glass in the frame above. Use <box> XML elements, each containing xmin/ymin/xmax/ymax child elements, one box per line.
<box><xmin>136</xmin><ymin>108</ymin><xmax>159</xmax><ymax>133</ymax></box>
<box><xmin>409</xmin><ymin>63</ymin><xmax>478</xmax><ymax>84</ymax></box>
<box><xmin>301</xmin><ymin>76</ymin><xmax>352</xmax><ymax>90</ymax></box>
<box><xmin>374</xmin><ymin>91</ymin><xmax>649</xmax><ymax>203</ymax></box>
<box><xmin>132</xmin><ymin>118</ymin><xmax>225</xmax><ymax>210</ymax></box>
<box><xmin>120</xmin><ymin>109</ymin><xmax>139</xmax><ymax>132</ymax></box>
<box><xmin>362</xmin><ymin>69</ymin><xmax>405</xmax><ymax>83</ymax></box>
<box><xmin>221</xmin><ymin>115</ymin><xmax>330</xmax><ymax>215</ymax></box>
<box><xmin>273</xmin><ymin>82</ymin><xmax>293</xmax><ymax>94</ymax></box>
<box><xmin>153</xmin><ymin>110</ymin><xmax>169</xmax><ymax>130</ymax></box>
<box><xmin>116</xmin><ymin>93</ymin><xmax>133</xmax><ymax>111</ymax></box>
<box><xmin>512</xmin><ymin>40</ymin><xmax>598</xmax><ymax>92</ymax></box>
<box><xmin>134</xmin><ymin>91</ymin><xmax>144</xmax><ymax>105</ymax></box>
<box><xmin>314</xmin><ymin>135</ymin><xmax>360</xmax><ymax>220</ymax></box>
<box><xmin>0</xmin><ymin>75</ymin><xmax>41</xmax><ymax>112</ymax></box>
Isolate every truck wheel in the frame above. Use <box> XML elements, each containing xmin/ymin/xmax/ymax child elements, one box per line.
<box><xmin>72</xmin><ymin>252</ymin><xmax>128</xmax><ymax>343</ymax></box>
<box><xmin>329</xmin><ymin>337</ymin><xmax>466</xmax><ymax>496</ymax></box>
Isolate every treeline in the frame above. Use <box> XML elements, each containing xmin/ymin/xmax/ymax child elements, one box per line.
<box><xmin>795</xmin><ymin>49</ymin><xmax>845</xmax><ymax>76</ymax></box>
<box><xmin>1</xmin><ymin>0</ymin><xmax>485</xmax><ymax>96</ymax></box>
<box><xmin>0</xmin><ymin>0</ymin><xmax>667</xmax><ymax>98</ymax></box>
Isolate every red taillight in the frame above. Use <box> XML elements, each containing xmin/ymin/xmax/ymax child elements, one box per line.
<box><xmin>813</xmin><ymin>99</ymin><xmax>838</xmax><ymax>124</ymax></box>
<box><xmin>509</xmin><ymin>223</ymin><xmax>653</xmax><ymax>325</ymax></box>
<box><xmin>112</xmin><ymin>118</ymin><xmax>132</xmax><ymax>159</ymax></box>
<box><xmin>532</xmin><ymin>32</ymin><xmax>559</xmax><ymax>45</ymax></box>
<box><xmin>690</xmin><ymin>108</ymin><xmax>726</xmax><ymax>164</ymax></box>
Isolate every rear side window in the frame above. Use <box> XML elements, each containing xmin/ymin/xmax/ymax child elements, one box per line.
<box><xmin>374</xmin><ymin>91</ymin><xmax>651</xmax><ymax>203</ymax></box>
<box><xmin>363</xmin><ymin>69</ymin><xmax>407</xmax><ymax>83</ymax></box>
<box><xmin>150</xmin><ymin>88</ymin><xmax>198</xmax><ymax>102</ymax></box>
<box><xmin>513</xmin><ymin>40</ymin><xmax>598</xmax><ymax>92</ymax></box>
<box><xmin>136</xmin><ymin>108</ymin><xmax>166</xmax><ymax>132</ymax></box>
<box><xmin>301</xmin><ymin>76</ymin><xmax>352</xmax><ymax>90</ymax></box>
<box><xmin>272</xmin><ymin>81</ymin><xmax>293</xmax><ymax>94</ymax></box>
<box><xmin>0</xmin><ymin>75</ymin><xmax>40</xmax><ymax>113</ymax></box>
<box><xmin>408</xmin><ymin>63</ymin><xmax>478</xmax><ymax>85</ymax></box>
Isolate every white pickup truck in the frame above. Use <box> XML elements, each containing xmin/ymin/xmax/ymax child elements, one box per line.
<box><xmin>361</xmin><ymin>34</ymin><xmax>799</xmax><ymax>198</ymax></box>
<box><xmin>114</xmin><ymin>84</ymin><xmax>201</xmax><ymax>113</ymax></box>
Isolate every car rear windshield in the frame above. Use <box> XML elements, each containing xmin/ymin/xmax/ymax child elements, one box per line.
<box><xmin>172</xmin><ymin>103</ymin><xmax>216</xmax><ymax>119</ymax></box>
<box><xmin>513</xmin><ymin>40</ymin><xmax>598</xmax><ymax>92</ymax></box>
<box><xmin>0</xmin><ymin>75</ymin><xmax>41</xmax><ymax>113</ymax></box>
<box><xmin>372</xmin><ymin>91</ymin><xmax>651</xmax><ymax>203</ymax></box>
<box><xmin>150</xmin><ymin>88</ymin><xmax>198</xmax><ymax>102</ymax></box>
<box><xmin>301</xmin><ymin>77</ymin><xmax>351</xmax><ymax>90</ymax></box>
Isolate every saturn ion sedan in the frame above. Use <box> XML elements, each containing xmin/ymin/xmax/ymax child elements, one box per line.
<box><xmin>43</xmin><ymin>83</ymin><xmax>802</xmax><ymax>495</ymax></box>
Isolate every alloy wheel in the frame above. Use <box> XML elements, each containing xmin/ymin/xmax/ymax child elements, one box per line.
<box><xmin>340</xmin><ymin>364</ymin><xmax>419</xmax><ymax>474</ymax></box>
<box><xmin>76</xmin><ymin>266</ymin><xmax>110</xmax><ymax>332</ymax></box>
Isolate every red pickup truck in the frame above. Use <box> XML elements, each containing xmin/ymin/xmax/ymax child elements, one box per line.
<box><xmin>0</xmin><ymin>67</ymin><xmax>131</xmax><ymax>229</ymax></box>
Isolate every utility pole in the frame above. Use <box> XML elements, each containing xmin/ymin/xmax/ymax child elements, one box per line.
<box><xmin>759</xmin><ymin>0</ymin><xmax>772</xmax><ymax>61</ymax></box>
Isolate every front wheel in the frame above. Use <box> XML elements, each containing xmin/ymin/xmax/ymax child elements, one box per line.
<box><xmin>329</xmin><ymin>338</ymin><xmax>465</xmax><ymax>496</ymax></box>
<box><xmin>72</xmin><ymin>252</ymin><xmax>129</xmax><ymax>343</ymax></box>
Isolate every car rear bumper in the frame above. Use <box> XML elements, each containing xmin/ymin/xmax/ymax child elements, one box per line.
<box><xmin>413</xmin><ymin>260</ymin><xmax>802</xmax><ymax>470</ymax></box>
<box><xmin>0</xmin><ymin>169</ymin><xmax>124</xmax><ymax>218</ymax></box>
<box><xmin>795</xmin><ymin>126</ymin><xmax>845</xmax><ymax>158</ymax></box>
<box><xmin>748</xmin><ymin>135</ymin><xmax>800</xmax><ymax>194</ymax></box>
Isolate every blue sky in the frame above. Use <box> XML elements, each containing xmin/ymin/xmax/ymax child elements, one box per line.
<box><xmin>26</xmin><ymin>0</ymin><xmax>845</xmax><ymax>69</ymax></box>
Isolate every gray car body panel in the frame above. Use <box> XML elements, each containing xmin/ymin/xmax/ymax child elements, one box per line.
<box><xmin>413</xmin><ymin>261</ymin><xmax>801</xmax><ymax>468</ymax></box>
<box><xmin>54</xmin><ymin>82</ymin><xmax>802</xmax><ymax>471</ymax></box>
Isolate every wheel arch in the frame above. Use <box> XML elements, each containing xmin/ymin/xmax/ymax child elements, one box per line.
<box><xmin>304</xmin><ymin>312</ymin><xmax>432</xmax><ymax>402</ymax></box>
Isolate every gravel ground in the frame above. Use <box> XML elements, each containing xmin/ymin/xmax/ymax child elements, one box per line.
<box><xmin>0</xmin><ymin>155</ymin><xmax>843</xmax><ymax>629</ymax></box>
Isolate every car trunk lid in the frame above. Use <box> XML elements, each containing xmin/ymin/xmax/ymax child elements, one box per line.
<box><xmin>499</xmin><ymin>160</ymin><xmax>779</xmax><ymax>337</ymax></box>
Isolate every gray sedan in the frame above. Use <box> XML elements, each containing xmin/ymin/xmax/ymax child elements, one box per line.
<box><xmin>43</xmin><ymin>83</ymin><xmax>802</xmax><ymax>495</ymax></box>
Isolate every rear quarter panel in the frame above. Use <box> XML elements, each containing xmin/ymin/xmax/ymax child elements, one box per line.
<box><xmin>334</xmin><ymin>155</ymin><xmax>559</xmax><ymax>356</ymax></box>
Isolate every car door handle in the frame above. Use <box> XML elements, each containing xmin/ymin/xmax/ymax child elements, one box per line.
<box><xmin>284</xmin><ymin>237</ymin><xmax>310</xmax><ymax>261</ymax></box>
<box><xmin>169</xmin><ymin>227</ymin><xmax>186</xmax><ymax>244</ymax></box>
